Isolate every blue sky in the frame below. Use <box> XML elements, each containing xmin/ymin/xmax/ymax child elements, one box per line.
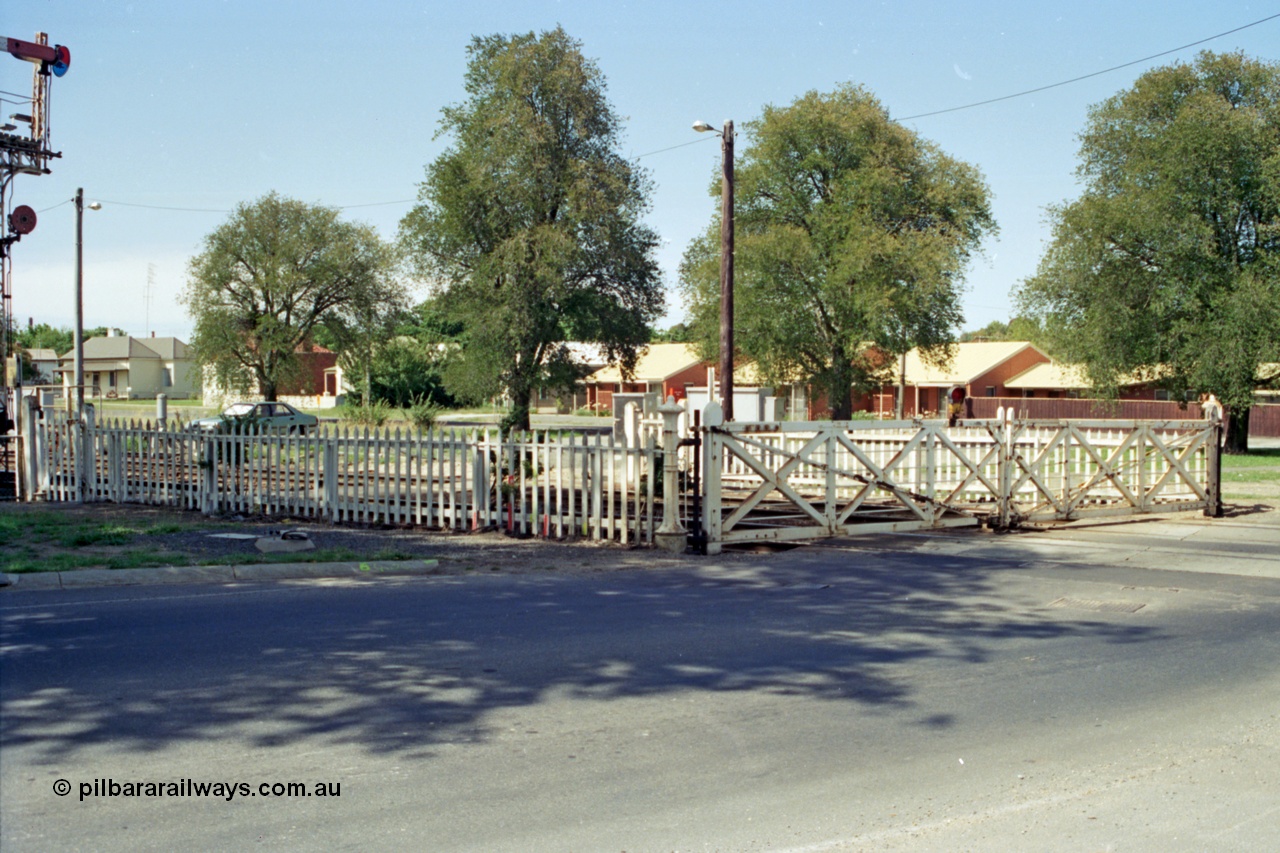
<box><xmin>4</xmin><ymin>1</ymin><xmax>1277</xmax><ymax>341</ymax></box>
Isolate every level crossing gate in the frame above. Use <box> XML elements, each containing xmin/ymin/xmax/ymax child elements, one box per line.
<box><xmin>697</xmin><ymin>403</ymin><xmax>1221</xmax><ymax>555</ymax></box>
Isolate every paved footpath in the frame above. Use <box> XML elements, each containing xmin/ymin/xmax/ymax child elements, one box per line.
<box><xmin>815</xmin><ymin>509</ymin><xmax>1280</xmax><ymax>581</ymax></box>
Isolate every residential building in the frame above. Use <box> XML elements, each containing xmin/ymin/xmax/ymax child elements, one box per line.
<box><xmin>57</xmin><ymin>333</ymin><xmax>199</xmax><ymax>400</ymax></box>
<box><xmin>869</xmin><ymin>341</ymin><xmax>1051</xmax><ymax>417</ymax></box>
<box><xmin>583</xmin><ymin>343</ymin><xmax>710</xmax><ymax>412</ymax></box>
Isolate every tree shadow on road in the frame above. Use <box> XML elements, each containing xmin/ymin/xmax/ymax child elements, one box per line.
<box><xmin>1</xmin><ymin>547</ymin><xmax>1166</xmax><ymax>764</ymax></box>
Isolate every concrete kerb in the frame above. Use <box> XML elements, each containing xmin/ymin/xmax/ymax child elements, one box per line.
<box><xmin>0</xmin><ymin>559</ymin><xmax>440</xmax><ymax>591</ymax></box>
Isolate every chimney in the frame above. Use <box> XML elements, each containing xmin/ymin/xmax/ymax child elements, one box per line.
<box><xmin>151</xmin><ymin>331</ymin><xmax>155</xmax><ymax>337</ymax></box>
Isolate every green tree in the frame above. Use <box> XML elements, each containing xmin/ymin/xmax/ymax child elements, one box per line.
<box><xmin>680</xmin><ymin>84</ymin><xmax>996</xmax><ymax>419</ymax></box>
<box><xmin>959</xmin><ymin>316</ymin><xmax>1049</xmax><ymax>348</ymax></box>
<box><xmin>183</xmin><ymin>193</ymin><xmax>402</xmax><ymax>401</ymax></box>
<box><xmin>650</xmin><ymin>322</ymin><xmax>696</xmax><ymax>343</ymax></box>
<box><xmin>354</xmin><ymin>299</ymin><xmax>460</xmax><ymax>408</ymax></box>
<box><xmin>14</xmin><ymin>323</ymin><xmax>73</xmax><ymax>355</ymax></box>
<box><xmin>398</xmin><ymin>27</ymin><xmax>663</xmax><ymax>432</ymax></box>
<box><xmin>1017</xmin><ymin>52</ymin><xmax>1280</xmax><ymax>453</ymax></box>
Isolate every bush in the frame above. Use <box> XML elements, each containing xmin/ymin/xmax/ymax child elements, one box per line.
<box><xmin>406</xmin><ymin>397</ymin><xmax>441</xmax><ymax>431</ymax></box>
<box><xmin>338</xmin><ymin>401</ymin><xmax>393</xmax><ymax>427</ymax></box>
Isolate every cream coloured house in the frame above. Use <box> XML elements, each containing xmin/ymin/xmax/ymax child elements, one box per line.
<box><xmin>58</xmin><ymin>333</ymin><xmax>199</xmax><ymax>400</ymax></box>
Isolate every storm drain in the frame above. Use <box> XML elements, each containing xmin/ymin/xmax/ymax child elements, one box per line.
<box><xmin>1048</xmin><ymin>597</ymin><xmax>1146</xmax><ymax>614</ymax></box>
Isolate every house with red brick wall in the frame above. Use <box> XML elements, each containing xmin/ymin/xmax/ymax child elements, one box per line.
<box><xmin>867</xmin><ymin>341</ymin><xmax>1051</xmax><ymax>417</ymax></box>
<box><xmin>583</xmin><ymin>343</ymin><xmax>711</xmax><ymax>412</ymax></box>
<box><xmin>202</xmin><ymin>343</ymin><xmax>339</xmax><ymax>409</ymax></box>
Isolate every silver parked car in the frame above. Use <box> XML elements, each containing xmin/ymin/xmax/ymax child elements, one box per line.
<box><xmin>190</xmin><ymin>401</ymin><xmax>319</xmax><ymax>434</ymax></box>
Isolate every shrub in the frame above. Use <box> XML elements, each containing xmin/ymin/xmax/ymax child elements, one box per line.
<box><xmin>406</xmin><ymin>397</ymin><xmax>441</xmax><ymax>431</ymax></box>
<box><xmin>338</xmin><ymin>401</ymin><xmax>393</xmax><ymax>427</ymax></box>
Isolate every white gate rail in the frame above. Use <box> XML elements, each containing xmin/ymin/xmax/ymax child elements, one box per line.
<box><xmin>699</xmin><ymin>403</ymin><xmax>1221</xmax><ymax>554</ymax></box>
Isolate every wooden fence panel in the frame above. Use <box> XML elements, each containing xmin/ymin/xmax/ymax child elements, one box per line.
<box><xmin>30</xmin><ymin>419</ymin><xmax>658</xmax><ymax>545</ymax></box>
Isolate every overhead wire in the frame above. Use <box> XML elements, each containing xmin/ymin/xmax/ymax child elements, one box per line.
<box><xmin>48</xmin><ymin>12</ymin><xmax>1280</xmax><ymax>214</ymax></box>
<box><xmin>894</xmin><ymin>12</ymin><xmax>1280</xmax><ymax>121</ymax></box>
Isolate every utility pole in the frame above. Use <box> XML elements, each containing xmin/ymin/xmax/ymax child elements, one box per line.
<box><xmin>719</xmin><ymin>120</ymin><xmax>734</xmax><ymax>422</ymax></box>
<box><xmin>74</xmin><ymin>187</ymin><xmax>84</xmax><ymax>416</ymax></box>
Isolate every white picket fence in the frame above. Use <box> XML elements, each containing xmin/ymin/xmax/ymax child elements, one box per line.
<box><xmin>28</xmin><ymin>418</ymin><xmax>660</xmax><ymax>545</ymax></box>
<box><xmin>22</xmin><ymin>407</ymin><xmax>1221</xmax><ymax>553</ymax></box>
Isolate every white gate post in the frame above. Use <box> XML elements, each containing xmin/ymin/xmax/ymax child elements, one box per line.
<box><xmin>654</xmin><ymin>396</ymin><xmax>687</xmax><ymax>553</ymax></box>
<box><xmin>20</xmin><ymin>395</ymin><xmax>38</xmax><ymax>501</ymax></box>
<box><xmin>997</xmin><ymin>408</ymin><xmax>1013</xmax><ymax>528</ymax></box>
<box><xmin>703</xmin><ymin>401</ymin><xmax>724</xmax><ymax>555</ymax></box>
<box><xmin>324</xmin><ymin>438</ymin><xmax>339</xmax><ymax>523</ymax></box>
<box><xmin>76</xmin><ymin>404</ymin><xmax>96</xmax><ymax>503</ymax></box>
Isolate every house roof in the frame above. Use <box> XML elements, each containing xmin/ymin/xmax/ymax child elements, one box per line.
<box><xmin>141</xmin><ymin>337</ymin><xmax>190</xmax><ymax>360</ymax></box>
<box><xmin>1007</xmin><ymin>360</ymin><xmax>1280</xmax><ymax>391</ymax></box>
<box><xmin>587</xmin><ymin>343</ymin><xmax>706</xmax><ymax>384</ymax></box>
<box><xmin>25</xmin><ymin>348</ymin><xmax>59</xmax><ymax>361</ymax></box>
<box><xmin>889</xmin><ymin>341</ymin><xmax>1047</xmax><ymax>386</ymax></box>
<box><xmin>59</xmin><ymin>335</ymin><xmax>191</xmax><ymax>363</ymax></box>
<box><xmin>1004</xmin><ymin>361</ymin><xmax>1091</xmax><ymax>390</ymax></box>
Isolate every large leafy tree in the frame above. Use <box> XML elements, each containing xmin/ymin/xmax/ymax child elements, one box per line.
<box><xmin>680</xmin><ymin>84</ymin><xmax>996</xmax><ymax>419</ymax></box>
<box><xmin>399</xmin><ymin>27</ymin><xmax>663</xmax><ymax>432</ymax></box>
<box><xmin>183</xmin><ymin>193</ymin><xmax>402</xmax><ymax>401</ymax></box>
<box><xmin>1017</xmin><ymin>52</ymin><xmax>1280</xmax><ymax>452</ymax></box>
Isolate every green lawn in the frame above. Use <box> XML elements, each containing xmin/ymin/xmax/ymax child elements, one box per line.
<box><xmin>0</xmin><ymin>509</ymin><xmax>417</xmax><ymax>574</ymax></box>
<box><xmin>1220</xmin><ymin>448</ymin><xmax>1280</xmax><ymax>502</ymax></box>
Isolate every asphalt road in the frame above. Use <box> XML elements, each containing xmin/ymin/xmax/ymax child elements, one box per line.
<box><xmin>3</xmin><ymin>517</ymin><xmax>1279</xmax><ymax>852</ymax></box>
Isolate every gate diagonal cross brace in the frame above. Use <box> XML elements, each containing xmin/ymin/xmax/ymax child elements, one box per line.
<box><xmin>1065</xmin><ymin>423</ymin><xmax>1143</xmax><ymax>511</ymax></box>
<box><xmin>1145</xmin><ymin>429</ymin><xmax>1209</xmax><ymax>503</ymax></box>
<box><xmin>709</xmin><ymin>426</ymin><xmax>984</xmax><ymax>530</ymax></box>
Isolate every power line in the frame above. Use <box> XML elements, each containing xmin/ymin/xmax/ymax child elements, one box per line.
<box><xmin>894</xmin><ymin>12</ymin><xmax>1280</xmax><ymax>121</ymax></box>
<box><xmin>334</xmin><ymin>198</ymin><xmax>416</xmax><ymax>209</ymax></box>
<box><xmin>96</xmin><ymin>199</ymin><xmax>230</xmax><ymax>213</ymax></box>
<box><xmin>92</xmin><ymin>197</ymin><xmax>419</xmax><ymax>213</ymax></box>
<box><xmin>41</xmin><ymin>12</ymin><xmax>1280</xmax><ymax>215</ymax></box>
<box><xmin>635</xmin><ymin>136</ymin><xmax>716</xmax><ymax>160</ymax></box>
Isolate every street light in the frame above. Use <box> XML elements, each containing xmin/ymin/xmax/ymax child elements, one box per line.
<box><xmin>693</xmin><ymin>118</ymin><xmax>734</xmax><ymax>421</ymax></box>
<box><xmin>73</xmin><ymin>188</ymin><xmax>100</xmax><ymax>418</ymax></box>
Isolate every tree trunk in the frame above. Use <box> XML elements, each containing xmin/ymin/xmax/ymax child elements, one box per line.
<box><xmin>503</xmin><ymin>365</ymin><xmax>535</xmax><ymax>433</ymax></box>
<box><xmin>827</xmin><ymin>351</ymin><xmax>853</xmax><ymax>421</ymax></box>
<box><xmin>1224</xmin><ymin>405</ymin><xmax>1250</xmax><ymax>455</ymax></box>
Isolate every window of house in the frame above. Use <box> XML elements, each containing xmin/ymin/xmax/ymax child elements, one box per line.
<box><xmin>108</xmin><ymin>372</ymin><xmax>117</xmax><ymax>388</ymax></box>
<box><xmin>163</xmin><ymin>368</ymin><xmax>172</xmax><ymax>387</ymax></box>
<box><xmin>985</xmin><ymin>386</ymin><xmax>996</xmax><ymax>397</ymax></box>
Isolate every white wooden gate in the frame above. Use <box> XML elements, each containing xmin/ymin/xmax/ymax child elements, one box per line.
<box><xmin>699</xmin><ymin>403</ymin><xmax>1221</xmax><ymax>554</ymax></box>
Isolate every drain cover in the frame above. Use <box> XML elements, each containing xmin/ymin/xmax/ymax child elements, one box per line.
<box><xmin>1048</xmin><ymin>597</ymin><xmax>1146</xmax><ymax>614</ymax></box>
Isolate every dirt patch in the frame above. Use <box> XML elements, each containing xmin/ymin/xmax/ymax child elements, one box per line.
<box><xmin>0</xmin><ymin>503</ymin><xmax>706</xmax><ymax>576</ymax></box>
